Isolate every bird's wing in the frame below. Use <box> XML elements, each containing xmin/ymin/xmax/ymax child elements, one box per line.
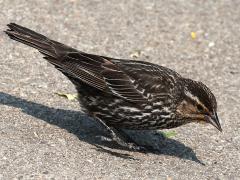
<box><xmin>44</xmin><ymin>52</ymin><xmax>107</xmax><ymax>91</ymax></box>
<box><xmin>111</xmin><ymin>59</ymin><xmax>182</xmax><ymax>100</ymax></box>
<box><xmin>47</xmin><ymin>52</ymin><xmax>149</xmax><ymax>103</ymax></box>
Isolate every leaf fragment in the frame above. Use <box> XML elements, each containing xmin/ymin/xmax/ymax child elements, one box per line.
<box><xmin>55</xmin><ymin>92</ymin><xmax>78</xmax><ymax>101</ymax></box>
<box><xmin>162</xmin><ymin>131</ymin><xmax>177</xmax><ymax>138</ymax></box>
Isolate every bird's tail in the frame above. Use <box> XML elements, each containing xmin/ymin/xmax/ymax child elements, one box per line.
<box><xmin>5</xmin><ymin>23</ymin><xmax>72</xmax><ymax>58</ymax></box>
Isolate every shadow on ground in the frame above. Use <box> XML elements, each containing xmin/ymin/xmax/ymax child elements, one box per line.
<box><xmin>0</xmin><ymin>92</ymin><xmax>204</xmax><ymax>164</ymax></box>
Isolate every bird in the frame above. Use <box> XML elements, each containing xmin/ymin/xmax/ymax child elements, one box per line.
<box><xmin>5</xmin><ymin>23</ymin><xmax>222</xmax><ymax>151</ymax></box>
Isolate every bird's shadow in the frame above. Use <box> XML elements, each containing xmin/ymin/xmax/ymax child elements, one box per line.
<box><xmin>0</xmin><ymin>92</ymin><xmax>204</xmax><ymax>164</ymax></box>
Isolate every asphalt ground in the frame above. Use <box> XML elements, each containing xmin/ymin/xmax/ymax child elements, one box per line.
<box><xmin>0</xmin><ymin>0</ymin><xmax>240</xmax><ymax>179</ymax></box>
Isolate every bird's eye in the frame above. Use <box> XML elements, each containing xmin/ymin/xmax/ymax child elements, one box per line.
<box><xmin>196</xmin><ymin>104</ymin><xmax>204</xmax><ymax>112</ymax></box>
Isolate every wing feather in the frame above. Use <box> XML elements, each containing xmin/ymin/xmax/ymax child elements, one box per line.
<box><xmin>46</xmin><ymin>53</ymin><xmax>149</xmax><ymax>103</ymax></box>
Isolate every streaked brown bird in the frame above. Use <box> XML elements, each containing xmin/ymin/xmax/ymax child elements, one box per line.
<box><xmin>5</xmin><ymin>23</ymin><xmax>222</xmax><ymax>151</ymax></box>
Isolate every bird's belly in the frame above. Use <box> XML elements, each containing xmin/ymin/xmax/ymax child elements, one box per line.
<box><xmin>87</xmin><ymin>101</ymin><xmax>169</xmax><ymax>130</ymax></box>
<box><xmin>79</xmin><ymin>91</ymin><xmax>175</xmax><ymax>130</ymax></box>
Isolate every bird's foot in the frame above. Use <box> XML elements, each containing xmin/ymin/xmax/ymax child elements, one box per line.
<box><xmin>125</xmin><ymin>142</ymin><xmax>148</xmax><ymax>152</ymax></box>
<box><xmin>112</xmin><ymin>135</ymin><xmax>148</xmax><ymax>153</ymax></box>
<box><xmin>95</xmin><ymin>135</ymin><xmax>147</xmax><ymax>152</ymax></box>
<box><xmin>95</xmin><ymin>135</ymin><xmax>112</xmax><ymax>142</ymax></box>
<box><xmin>93</xmin><ymin>117</ymin><xmax>149</xmax><ymax>152</ymax></box>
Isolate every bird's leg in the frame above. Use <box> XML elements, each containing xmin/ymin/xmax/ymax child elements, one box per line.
<box><xmin>113</xmin><ymin>128</ymin><xmax>138</xmax><ymax>143</ymax></box>
<box><xmin>110</xmin><ymin>127</ymin><xmax>148</xmax><ymax>152</ymax></box>
<box><xmin>114</xmin><ymin>128</ymin><xmax>159</xmax><ymax>151</ymax></box>
<box><xmin>94</xmin><ymin>116</ymin><xmax>146</xmax><ymax>152</ymax></box>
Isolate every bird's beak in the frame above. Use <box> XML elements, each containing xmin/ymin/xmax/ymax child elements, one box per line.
<box><xmin>204</xmin><ymin>112</ymin><xmax>222</xmax><ymax>132</ymax></box>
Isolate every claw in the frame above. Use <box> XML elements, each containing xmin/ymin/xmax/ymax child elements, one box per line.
<box><xmin>127</xmin><ymin>143</ymin><xmax>148</xmax><ymax>153</ymax></box>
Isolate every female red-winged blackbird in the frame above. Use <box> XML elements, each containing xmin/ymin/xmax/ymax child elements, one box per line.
<box><xmin>5</xmin><ymin>23</ymin><xmax>222</xmax><ymax>150</ymax></box>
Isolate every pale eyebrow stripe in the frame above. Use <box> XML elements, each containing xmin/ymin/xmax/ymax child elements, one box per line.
<box><xmin>184</xmin><ymin>89</ymin><xmax>208</xmax><ymax>111</ymax></box>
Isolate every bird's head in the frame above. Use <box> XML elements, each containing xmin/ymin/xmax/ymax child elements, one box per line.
<box><xmin>176</xmin><ymin>79</ymin><xmax>222</xmax><ymax>131</ymax></box>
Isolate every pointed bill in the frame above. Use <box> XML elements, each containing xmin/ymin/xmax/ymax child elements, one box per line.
<box><xmin>205</xmin><ymin>112</ymin><xmax>222</xmax><ymax>132</ymax></box>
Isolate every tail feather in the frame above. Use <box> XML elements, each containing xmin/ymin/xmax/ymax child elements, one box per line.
<box><xmin>5</xmin><ymin>23</ymin><xmax>70</xmax><ymax>58</ymax></box>
<box><xmin>7</xmin><ymin>23</ymin><xmax>48</xmax><ymax>41</ymax></box>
